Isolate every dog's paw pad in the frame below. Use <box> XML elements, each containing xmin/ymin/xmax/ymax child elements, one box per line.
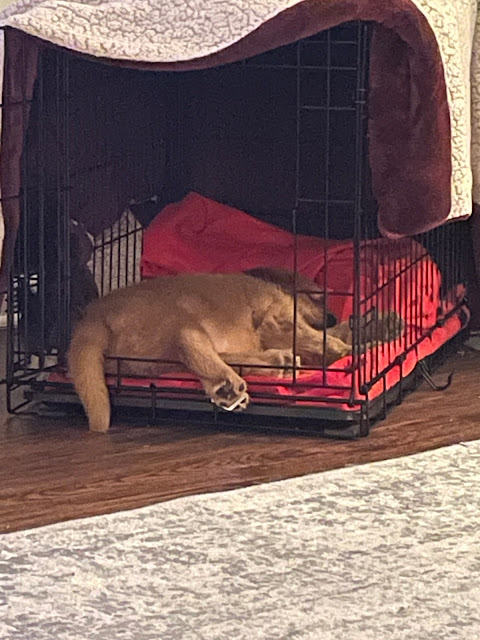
<box><xmin>215</xmin><ymin>380</ymin><xmax>236</xmax><ymax>400</ymax></box>
<box><xmin>211</xmin><ymin>378</ymin><xmax>249</xmax><ymax>412</ymax></box>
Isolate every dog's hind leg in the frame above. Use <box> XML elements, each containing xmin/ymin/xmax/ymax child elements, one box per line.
<box><xmin>220</xmin><ymin>349</ymin><xmax>300</xmax><ymax>378</ymax></box>
<box><xmin>176</xmin><ymin>327</ymin><xmax>250</xmax><ymax>411</ymax></box>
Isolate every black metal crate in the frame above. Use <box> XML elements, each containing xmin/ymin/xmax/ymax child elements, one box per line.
<box><xmin>2</xmin><ymin>22</ymin><xmax>469</xmax><ymax>437</ymax></box>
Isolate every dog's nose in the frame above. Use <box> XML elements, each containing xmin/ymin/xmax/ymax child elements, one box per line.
<box><xmin>326</xmin><ymin>313</ymin><xmax>337</xmax><ymax>328</ymax></box>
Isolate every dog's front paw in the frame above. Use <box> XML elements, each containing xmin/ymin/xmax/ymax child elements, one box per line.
<box><xmin>258</xmin><ymin>349</ymin><xmax>301</xmax><ymax>378</ymax></box>
<box><xmin>278</xmin><ymin>350</ymin><xmax>301</xmax><ymax>378</ymax></box>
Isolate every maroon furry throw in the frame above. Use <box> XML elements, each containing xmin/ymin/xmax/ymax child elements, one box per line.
<box><xmin>0</xmin><ymin>1</ymin><xmax>450</xmax><ymax>289</ymax></box>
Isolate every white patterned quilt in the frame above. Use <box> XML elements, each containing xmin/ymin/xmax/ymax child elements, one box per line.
<box><xmin>0</xmin><ymin>0</ymin><xmax>477</xmax><ymax>225</ymax></box>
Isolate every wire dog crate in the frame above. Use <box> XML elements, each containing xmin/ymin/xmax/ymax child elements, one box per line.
<box><xmin>3</xmin><ymin>22</ymin><xmax>469</xmax><ymax>437</ymax></box>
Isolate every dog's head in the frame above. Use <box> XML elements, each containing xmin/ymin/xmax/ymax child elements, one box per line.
<box><xmin>244</xmin><ymin>266</ymin><xmax>336</xmax><ymax>329</ymax></box>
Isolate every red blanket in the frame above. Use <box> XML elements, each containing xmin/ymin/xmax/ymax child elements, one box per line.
<box><xmin>137</xmin><ymin>192</ymin><xmax>466</xmax><ymax>408</ymax></box>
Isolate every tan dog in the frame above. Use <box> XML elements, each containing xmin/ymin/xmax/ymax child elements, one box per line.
<box><xmin>68</xmin><ymin>268</ymin><xmax>403</xmax><ymax>432</ymax></box>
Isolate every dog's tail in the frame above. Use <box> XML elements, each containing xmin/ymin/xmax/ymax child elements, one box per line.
<box><xmin>68</xmin><ymin>317</ymin><xmax>110</xmax><ymax>432</ymax></box>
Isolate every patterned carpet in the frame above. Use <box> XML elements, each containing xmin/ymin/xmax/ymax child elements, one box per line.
<box><xmin>2</xmin><ymin>442</ymin><xmax>480</xmax><ymax>640</ymax></box>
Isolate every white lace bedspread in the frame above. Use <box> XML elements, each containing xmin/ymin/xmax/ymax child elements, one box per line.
<box><xmin>0</xmin><ymin>0</ymin><xmax>477</xmax><ymax>225</ymax></box>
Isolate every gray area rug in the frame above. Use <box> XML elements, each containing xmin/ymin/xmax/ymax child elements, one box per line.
<box><xmin>2</xmin><ymin>442</ymin><xmax>480</xmax><ymax>640</ymax></box>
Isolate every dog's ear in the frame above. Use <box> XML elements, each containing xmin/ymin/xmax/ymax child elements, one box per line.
<box><xmin>245</xmin><ymin>266</ymin><xmax>322</xmax><ymax>294</ymax></box>
<box><xmin>244</xmin><ymin>266</ymin><xmax>290</xmax><ymax>286</ymax></box>
<box><xmin>244</xmin><ymin>266</ymin><xmax>301</xmax><ymax>290</ymax></box>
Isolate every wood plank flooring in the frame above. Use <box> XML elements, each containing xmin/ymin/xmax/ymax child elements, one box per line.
<box><xmin>1</xmin><ymin>331</ymin><xmax>479</xmax><ymax>533</ymax></box>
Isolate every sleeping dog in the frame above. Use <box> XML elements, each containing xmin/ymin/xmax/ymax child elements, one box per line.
<box><xmin>68</xmin><ymin>267</ymin><xmax>404</xmax><ymax>432</ymax></box>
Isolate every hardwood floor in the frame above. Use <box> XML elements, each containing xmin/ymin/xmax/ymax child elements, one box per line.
<box><xmin>1</xmin><ymin>330</ymin><xmax>479</xmax><ymax>533</ymax></box>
